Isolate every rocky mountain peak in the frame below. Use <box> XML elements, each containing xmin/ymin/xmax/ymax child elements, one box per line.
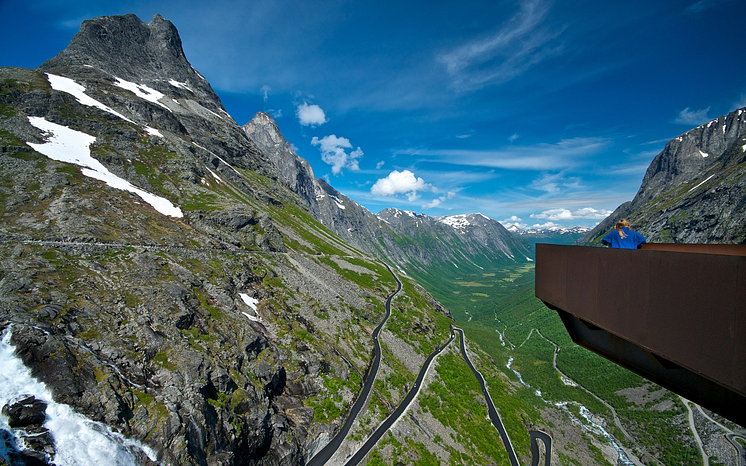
<box><xmin>376</xmin><ymin>208</ymin><xmax>427</xmax><ymax>226</ymax></box>
<box><xmin>39</xmin><ymin>14</ymin><xmax>221</xmax><ymax>104</ymax></box>
<box><xmin>243</xmin><ymin>111</ymin><xmax>318</xmax><ymax>205</ymax></box>
<box><xmin>437</xmin><ymin>213</ymin><xmax>492</xmax><ymax>231</ymax></box>
<box><xmin>634</xmin><ymin>107</ymin><xmax>746</xmax><ymax>205</ymax></box>
<box><xmin>583</xmin><ymin>106</ymin><xmax>746</xmax><ymax>244</ymax></box>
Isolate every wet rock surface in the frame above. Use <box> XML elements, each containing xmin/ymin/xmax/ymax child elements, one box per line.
<box><xmin>1</xmin><ymin>396</ymin><xmax>55</xmax><ymax>465</ymax></box>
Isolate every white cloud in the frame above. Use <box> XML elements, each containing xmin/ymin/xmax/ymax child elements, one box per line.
<box><xmin>438</xmin><ymin>0</ymin><xmax>564</xmax><ymax>91</ymax></box>
<box><xmin>530</xmin><ymin>221</ymin><xmax>559</xmax><ymax>229</ymax></box>
<box><xmin>296</xmin><ymin>102</ymin><xmax>328</xmax><ymax>126</ymax></box>
<box><xmin>376</xmin><ymin>160</ymin><xmax>386</xmax><ymax>169</ymax></box>
<box><xmin>261</xmin><ymin>85</ymin><xmax>271</xmax><ymax>102</ymax></box>
<box><xmin>398</xmin><ymin>137</ymin><xmax>609</xmax><ymax>170</ymax></box>
<box><xmin>423</xmin><ymin>190</ymin><xmax>456</xmax><ymax>210</ymax></box>
<box><xmin>530</xmin><ymin>207</ymin><xmax>611</xmax><ymax>221</ymax></box>
<box><xmin>503</xmin><ymin>215</ymin><xmax>523</xmax><ymax>223</ymax></box>
<box><xmin>509</xmin><ymin>133</ymin><xmax>519</xmax><ymax>143</ymax></box>
<box><xmin>675</xmin><ymin>107</ymin><xmax>711</xmax><ymax>125</ymax></box>
<box><xmin>311</xmin><ymin>135</ymin><xmax>363</xmax><ymax>174</ymax></box>
<box><xmin>531</xmin><ymin>208</ymin><xmax>573</xmax><ymax>221</ymax></box>
<box><xmin>572</xmin><ymin>207</ymin><xmax>611</xmax><ymax>218</ymax></box>
<box><xmin>371</xmin><ymin>170</ymin><xmax>430</xmax><ymax>200</ymax></box>
<box><xmin>530</xmin><ymin>172</ymin><xmax>581</xmax><ymax>195</ymax></box>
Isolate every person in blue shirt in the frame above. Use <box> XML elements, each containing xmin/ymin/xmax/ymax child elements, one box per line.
<box><xmin>601</xmin><ymin>219</ymin><xmax>647</xmax><ymax>249</ymax></box>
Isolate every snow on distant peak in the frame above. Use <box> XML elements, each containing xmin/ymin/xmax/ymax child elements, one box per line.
<box><xmin>27</xmin><ymin>116</ymin><xmax>183</xmax><ymax>218</ymax></box>
<box><xmin>439</xmin><ymin>215</ymin><xmax>471</xmax><ymax>230</ymax></box>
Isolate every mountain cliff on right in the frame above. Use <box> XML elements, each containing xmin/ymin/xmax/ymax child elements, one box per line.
<box><xmin>583</xmin><ymin>107</ymin><xmax>746</xmax><ymax>244</ymax></box>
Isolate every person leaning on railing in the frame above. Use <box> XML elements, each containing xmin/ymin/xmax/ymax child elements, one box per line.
<box><xmin>601</xmin><ymin>219</ymin><xmax>647</xmax><ymax>249</ymax></box>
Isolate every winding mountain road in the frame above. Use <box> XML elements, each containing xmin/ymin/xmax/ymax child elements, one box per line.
<box><xmin>306</xmin><ymin>266</ymin><xmax>402</xmax><ymax>466</ymax></box>
<box><xmin>454</xmin><ymin>327</ymin><xmax>523</xmax><ymax>466</ymax></box>
<box><xmin>341</xmin><ymin>329</ymin><xmax>455</xmax><ymax>466</ymax></box>
<box><xmin>311</xmin><ymin>267</ymin><xmax>552</xmax><ymax>466</ymax></box>
<box><xmin>9</xmin><ymin>237</ymin><xmax>554</xmax><ymax>465</ymax></box>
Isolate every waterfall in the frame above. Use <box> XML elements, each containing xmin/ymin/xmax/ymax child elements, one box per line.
<box><xmin>0</xmin><ymin>328</ymin><xmax>159</xmax><ymax>465</ymax></box>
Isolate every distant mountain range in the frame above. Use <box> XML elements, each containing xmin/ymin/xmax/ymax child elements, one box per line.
<box><xmin>506</xmin><ymin>225</ymin><xmax>591</xmax><ymax>246</ymax></box>
<box><xmin>244</xmin><ymin>111</ymin><xmax>535</xmax><ymax>270</ymax></box>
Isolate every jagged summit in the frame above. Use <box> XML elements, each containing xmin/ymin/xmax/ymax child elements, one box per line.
<box><xmin>39</xmin><ymin>14</ymin><xmax>222</xmax><ymax>106</ymax></box>
<box><xmin>635</xmin><ymin>107</ymin><xmax>746</xmax><ymax>205</ymax></box>
<box><xmin>243</xmin><ymin>112</ymin><xmax>318</xmax><ymax>205</ymax></box>
<box><xmin>437</xmin><ymin>212</ymin><xmax>492</xmax><ymax>231</ymax></box>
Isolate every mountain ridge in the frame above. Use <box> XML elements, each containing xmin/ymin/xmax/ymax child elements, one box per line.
<box><xmin>0</xmin><ymin>14</ymin><xmax>464</xmax><ymax>465</ymax></box>
<box><xmin>583</xmin><ymin>107</ymin><xmax>746</xmax><ymax>244</ymax></box>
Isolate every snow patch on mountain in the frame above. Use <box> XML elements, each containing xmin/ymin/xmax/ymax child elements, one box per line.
<box><xmin>47</xmin><ymin>73</ymin><xmax>136</xmax><ymax>124</ymax></box>
<box><xmin>27</xmin><ymin>116</ymin><xmax>183</xmax><ymax>218</ymax></box>
<box><xmin>113</xmin><ymin>77</ymin><xmax>172</xmax><ymax>112</ymax></box>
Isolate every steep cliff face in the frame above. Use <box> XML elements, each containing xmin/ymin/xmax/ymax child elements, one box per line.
<box><xmin>242</xmin><ymin>112</ymin><xmax>319</xmax><ymax>210</ymax></box>
<box><xmin>242</xmin><ymin>112</ymin><xmax>390</xmax><ymax>257</ymax></box>
<box><xmin>583</xmin><ymin>107</ymin><xmax>746</xmax><ymax>243</ymax></box>
<box><xmin>0</xmin><ymin>14</ymin><xmax>454</xmax><ymax>466</ymax></box>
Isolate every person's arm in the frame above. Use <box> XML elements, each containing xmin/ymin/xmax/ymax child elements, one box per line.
<box><xmin>601</xmin><ymin>232</ymin><xmax>612</xmax><ymax>247</ymax></box>
<box><xmin>635</xmin><ymin>231</ymin><xmax>646</xmax><ymax>249</ymax></box>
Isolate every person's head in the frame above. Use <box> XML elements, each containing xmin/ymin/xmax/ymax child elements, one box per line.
<box><xmin>615</xmin><ymin>219</ymin><xmax>630</xmax><ymax>230</ymax></box>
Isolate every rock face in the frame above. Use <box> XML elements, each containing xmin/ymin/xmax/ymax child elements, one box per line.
<box><xmin>41</xmin><ymin>14</ymin><xmax>218</xmax><ymax>103</ymax></box>
<box><xmin>2</xmin><ymin>396</ymin><xmax>55</xmax><ymax>465</ymax></box>
<box><xmin>0</xmin><ymin>13</ymin><xmax>454</xmax><ymax>466</ymax></box>
<box><xmin>583</xmin><ymin>107</ymin><xmax>746</xmax><ymax>243</ymax></box>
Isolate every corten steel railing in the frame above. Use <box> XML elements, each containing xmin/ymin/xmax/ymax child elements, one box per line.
<box><xmin>535</xmin><ymin>243</ymin><xmax>746</xmax><ymax>426</ymax></box>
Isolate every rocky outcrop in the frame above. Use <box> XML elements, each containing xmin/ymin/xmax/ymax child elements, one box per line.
<box><xmin>2</xmin><ymin>396</ymin><xmax>55</xmax><ymax>465</ymax></box>
<box><xmin>242</xmin><ymin>112</ymin><xmax>318</xmax><ymax>210</ymax></box>
<box><xmin>583</xmin><ymin>107</ymin><xmax>746</xmax><ymax>244</ymax></box>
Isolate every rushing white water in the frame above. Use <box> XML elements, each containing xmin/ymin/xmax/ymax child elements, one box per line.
<box><xmin>0</xmin><ymin>328</ymin><xmax>159</xmax><ymax>465</ymax></box>
<box><xmin>572</xmin><ymin>404</ymin><xmax>634</xmax><ymax>465</ymax></box>
<box><xmin>505</xmin><ymin>356</ymin><xmax>527</xmax><ymax>386</ymax></box>
<box><xmin>508</xmin><ymin>355</ymin><xmax>634</xmax><ymax>465</ymax></box>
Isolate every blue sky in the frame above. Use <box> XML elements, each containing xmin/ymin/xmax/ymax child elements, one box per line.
<box><xmin>2</xmin><ymin>0</ymin><xmax>745</xmax><ymax>228</ymax></box>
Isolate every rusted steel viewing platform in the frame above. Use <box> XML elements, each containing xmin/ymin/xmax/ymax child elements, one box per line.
<box><xmin>535</xmin><ymin>243</ymin><xmax>746</xmax><ymax>426</ymax></box>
